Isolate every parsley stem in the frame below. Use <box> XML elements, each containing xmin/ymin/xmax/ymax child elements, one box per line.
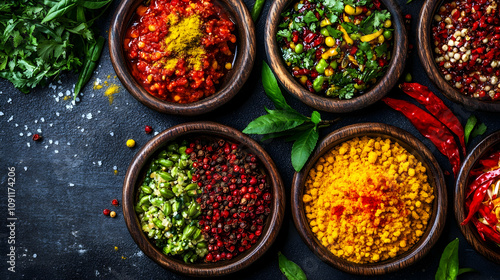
<box><xmin>319</xmin><ymin>117</ymin><xmax>341</xmax><ymax>125</ymax></box>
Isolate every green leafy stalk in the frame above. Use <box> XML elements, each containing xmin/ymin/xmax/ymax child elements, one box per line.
<box><xmin>464</xmin><ymin>115</ymin><xmax>487</xmax><ymax>145</ymax></box>
<box><xmin>278</xmin><ymin>252</ymin><xmax>307</xmax><ymax>280</ymax></box>
<box><xmin>243</xmin><ymin>62</ymin><xmax>340</xmax><ymax>171</ymax></box>
<box><xmin>251</xmin><ymin>0</ymin><xmax>266</xmax><ymax>22</ymax></box>
<box><xmin>435</xmin><ymin>238</ymin><xmax>474</xmax><ymax>280</ymax></box>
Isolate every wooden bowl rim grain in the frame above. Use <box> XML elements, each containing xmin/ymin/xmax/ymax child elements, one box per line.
<box><xmin>455</xmin><ymin>130</ymin><xmax>500</xmax><ymax>264</ymax></box>
<box><xmin>291</xmin><ymin>122</ymin><xmax>447</xmax><ymax>275</ymax></box>
<box><xmin>417</xmin><ymin>0</ymin><xmax>500</xmax><ymax>112</ymax></box>
<box><xmin>109</xmin><ymin>0</ymin><xmax>256</xmax><ymax>116</ymax></box>
<box><xmin>122</xmin><ymin>121</ymin><xmax>285</xmax><ymax>276</ymax></box>
<box><xmin>264</xmin><ymin>0</ymin><xmax>408</xmax><ymax>113</ymax></box>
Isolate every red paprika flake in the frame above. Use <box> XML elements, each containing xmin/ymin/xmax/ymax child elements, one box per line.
<box><xmin>400</xmin><ymin>82</ymin><xmax>466</xmax><ymax>156</ymax></box>
<box><xmin>32</xmin><ymin>134</ymin><xmax>42</xmax><ymax>141</ymax></box>
<box><xmin>382</xmin><ymin>97</ymin><xmax>461</xmax><ymax>176</ymax></box>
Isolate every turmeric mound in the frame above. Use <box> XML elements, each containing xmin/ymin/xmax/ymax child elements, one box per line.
<box><xmin>303</xmin><ymin>136</ymin><xmax>434</xmax><ymax>263</ymax></box>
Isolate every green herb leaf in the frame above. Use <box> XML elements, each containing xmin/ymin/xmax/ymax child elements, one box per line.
<box><xmin>358</xmin><ymin>41</ymin><xmax>371</xmax><ymax>52</ymax></box>
<box><xmin>435</xmin><ymin>238</ymin><xmax>459</xmax><ymax>280</ymax></box>
<box><xmin>261</xmin><ymin>123</ymin><xmax>315</xmax><ymax>141</ymax></box>
<box><xmin>278</xmin><ymin>252</ymin><xmax>307</xmax><ymax>280</ymax></box>
<box><xmin>304</xmin><ymin>11</ymin><xmax>318</xmax><ymax>25</ymax></box>
<box><xmin>373</xmin><ymin>10</ymin><xmax>391</xmax><ymax>29</ymax></box>
<box><xmin>277</xmin><ymin>29</ymin><xmax>292</xmax><ymax>41</ymax></box>
<box><xmin>326</xmin><ymin>25</ymin><xmax>342</xmax><ymax>38</ymax></box>
<box><xmin>374</xmin><ymin>43</ymin><xmax>388</xmax><ymax>57</ymax></box>
<box><xmin>291</xmin><ymin>127</ymin><xmax>319</xmax><ymax>172</ymax></box>
<box><xmin>311</xmin><ymin>111</ymin><xmax>321</xmax><ymax>124</ymax></box>
<box><xmin>42</xmin><ymin>0</ymin><xmax>77</xmax><ymax>23</ymax></box>
<box><xmin>464</xmin><ymin>115</ymin><xmax>477</xmax><ymax>145</ymax></box>
<box><xmin>324</xmin><ymin>0</ymin><xmax>344</xmax><ymax>13</ymax></box>
<box><xmin>470</xmin><ymin>123</ymin><xmax>487</xmax><ymax>139</ymax></box>
<box><xmin>262</xmin><ymin>62</ymin><xmax>294</xmax><ymax>111</ymax></box>
<box><xmin>457</xmin><ymin>268</ymin><xmax>475</xmax><ymax>276</ymax></box>
<box><xmin>242</xmin><ymin>110</ymin><xmax>307</xmax><ymax>135</ymax></box>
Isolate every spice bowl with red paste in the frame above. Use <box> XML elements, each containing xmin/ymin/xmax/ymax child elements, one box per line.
<box><xmin>122</xmin><ymin>122</ymin><xmax>285</xmax><ymax>276</ymax></box>
<box><xmin>109</xmin><ymin>0</ymin><xmax>256</xmax><ymax>116</ymax></box>
<box><xmin>264</xmin><ymin>0</ymin><xmax>407</xmax><ymax>113</ymax></box>
<box><xmin>418</xmin><ymin>0</ymin><xmax>500</xmax><ymax>112</ymax></box>
<box><xmin>291</xmin><ymin>123</ymin><xmax>447</xmax><ymax>275</ymax></box>
<box><xmin>455</xmin><ymin>130</ymin><xmax>500</xmax><ymax>264</ymax></box>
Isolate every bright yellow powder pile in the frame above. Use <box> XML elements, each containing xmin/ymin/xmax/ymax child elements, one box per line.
<box><xmin>303</xmin><ymin>136</ymin><xmax>434</xmax><ymax>263</ymax></box>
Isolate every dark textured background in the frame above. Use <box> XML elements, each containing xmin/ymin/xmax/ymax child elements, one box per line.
<box><xmin>1</xmin><ymin>0</ymin><xmax>500</xmax><ymax>279</ymax></box>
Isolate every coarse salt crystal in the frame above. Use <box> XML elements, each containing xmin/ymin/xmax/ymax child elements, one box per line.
<box><xmin>7</xmin><ymin>98</ymin><xmax>12</xmax><ymax>104</ymax></box>
<box><xmin>56</xmin><ymin>112</ymin><xmax>60</xmax><ymax>116</ymax></box>
<box><xmin>98</xmin><ymin>161</ymin><xmax>102</xmax><ymax>166</ymax></box>
<box><xmin>27</xmin><ymin>143</ymin><xmax>30</xmax><ymax>147</ymax></box>
<box><xmin>7</xmin><ymin>116</ymin><xmax>13</xmax><ymax>122</ymax></box>
<box><xmin>40</xmin><ymin>117</ymin><xmax>45</xmax><ymax>122</ymax></box>
<box><xmin>110</xmin><ymin>132</ymin><xmax>114</xmax><ymax>136</ymax></box>
<box><xmin>54</xmin><ymin>150</ymin><xmax>59</xmax><ymax>153</ymax></box>
<box><xmin>24</xmin><ymin>167</ymin><xmax>28</xmax><ymax>171</ymax></box>
<box><xmin>19</xmin><ymin>132</ymin><xmax>23</xmax><ymax>136</ymax></box>
<box><xmin>37</xmin><ymin>129</ymin><xmax>42</xmax><ymax>133</ymax></box>
<box><xmin>49</xmin><ymin>140</ymin><xmax>53</xmax><ymax>144</ymax></box>
<box><xmin>0</xmin><ymin>112</ymin><xmax>4</xmax><ymax>116</ymax></box>
<box><xmin>69</xmin><ymin>183</ymin><xmax>74</xmax><ymax>187</ymax></box>
<box><xmin>86</xmin><ymin>113</ymin><xmax>92</xmax><ymax>120</ymax></box>
<box><xmin>55</xmin><ymin>141</ymin><xmax>59</xmax><ymax>145</ymax></box>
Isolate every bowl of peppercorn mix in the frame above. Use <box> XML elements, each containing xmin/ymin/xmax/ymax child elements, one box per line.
<box><xmin>264</xmin><ymin>0</ymin><xmax>407</xmax><ymax>113</ymax></box>
<box><xmin>122</xmin><ymin>121</ymin><xmax>285</xmax><ymax>276</ymax></box>
<box><xmin>418</xmin><ymin>0</ymin><xmax>500</xmax><ymax>112</ymax></box>
<box><xmin>109</xmin><ymin>0</ymin><xmax>256</xmax><ymax>116</ymax></box>
<box><xmin>291</xmin><ymin>123</ymin><xmax>447</xmax><ymax>275</ymax></box>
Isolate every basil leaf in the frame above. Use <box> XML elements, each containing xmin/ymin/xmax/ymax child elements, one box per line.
<box><xmin>278</xmin><ymin>252</ymin><xmax>307</xmax><ymax>280</ymax></box>
<box><xmin>470</xmin><ymin>123</ymin><xmax>487</xmax><ymax>139</ymax></box>
<box><xmin>262</xmin><ymin>123</ymin><xmax>315</xmax><ymax>141</ymax></box>
<box><xmin>79</xmin><ymin>0</ymin><xmax>113</xmax><ymax>10</ymax></box>
<box><xmin>291</xmin><ymin>127</ymin><xmax>319</xmax><ymax>172</ymax></box>
<box><xmin>42</xmin><ymin>0</ymin><xmax>77</xmax><ymax>23</ymax></box>
<box><xmin>304</xmin><ymin>11</ymin><xmax>318</xmax><ymax>25</ymax></box>
<box><xmin>435</xmin><ymin>238</ymin><xmax>459</xmax><ymax>280</ymax></box>
<box><xmin>464</xmin><ymin>115</ymin><xmax>477</xmax><ymax>145</ymax></box>
<box><xmin>262</xmin><ymin>62</ymin><xmax>293</xmax><ymax>111</ymax></box>
<box><xmin>311</xmin><ymin>111</ymin><xmax>321</xmax><ymax>124</ymax></box>
<box><xmin>242</xmin><ymin>110</ymin><xmax>307</xmax><ymax>135</ymax></box>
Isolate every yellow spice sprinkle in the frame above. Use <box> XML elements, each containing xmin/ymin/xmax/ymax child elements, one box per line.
<box><xmin>126</xmin><ymin>139</ymin><xmax>136</xmax><ymax>148</ymax></box>
<box><xmin>104</xmin><ymin>84</ymin><xmax>120</xmax><ymax>104</ymax></box>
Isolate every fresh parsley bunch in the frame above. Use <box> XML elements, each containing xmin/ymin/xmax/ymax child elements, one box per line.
<box><xmin>243</xmin><ymin>62</ymin><xmax>339</xmax><ymax>172</ymax></box>
<box><xmin>0</xmin><ymin>0</ymin><xmax>112</xmax><ymax>96</ymax></box>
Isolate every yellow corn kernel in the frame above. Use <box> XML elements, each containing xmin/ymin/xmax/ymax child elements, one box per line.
<box><xmin>325</xmin><ymin>36</ymin><xmax>335</xmax><ymax>47</ymax></box>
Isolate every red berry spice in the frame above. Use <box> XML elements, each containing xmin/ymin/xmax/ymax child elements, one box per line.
<box><xmin>32</xmin><ymin>134</ymin><xmax>42</xmax><ymax>141</ymax></box>
<box><xmin>112</xmin><ymin>199</ymin><xmax>119</xmax><ymax>206</ymax></box>
<box><xmin>103</xmin><ymin>209</ymin><xmax>111</xmax><ymax>216</ymax></box>
<box><xmin>145</xmin><ymin>125</ymin><xmax>153</xmax><ymax>134</ymax></box>
<box><xmin>405</xmin><ymin>14</ymin><xmax>412</xmax><ymax>20</ymax></box>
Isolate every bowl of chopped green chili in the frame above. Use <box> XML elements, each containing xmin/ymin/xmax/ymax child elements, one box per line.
<box><xmin>264</xmin><ymin>0</ymin><xmax>407</xmax><ymax>113</ymax></box>
<box><xmin>122</xmin><ymin>121</ymin><xmax>285</xmax><ymax>276</ymax></box>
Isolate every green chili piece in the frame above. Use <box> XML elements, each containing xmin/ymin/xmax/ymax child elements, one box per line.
<box><xmin>172</xmin><ymin>201</ymin><xmax>181</xmax><ymax>213</ymax></box>
<box><xmin>139</xmin><ymin>195</ymin><xmax>151</xmax><ymax>206</ymax></box>
<box><xmin>159</xmin><ymin>171</ymin><xmax>174</xmax><ymax>181</ymax></box>
<box><xmin>185</xmin><ymin>183</ymin><xmax>198</xmax><ymax>191</ymax></box>
<box><xmin>134</xmin><ymin>205</ymin><xmax>144</xmax><ymax>213</ymax></box>
<box><xmin>167</xmin><ymin>143</ymin><xmax>178</xmax><ymax>152</ymax></box>
<box><xmin>159</xmin><ymin>159</ymin><xmax>174</xmax><ymax>167</ymax></box>
<box><xmin>178</xmin><ymin>146</ymin><xmax>187</xmax><ymax>154</ymax></box>
<box><xmin>160</xmin><ymin>188</ymin><xmax>175</xmax><ymax>199</ymax></box>
<box><xmin>251</xmin><ymin>0</ymin><xmax>266</xmax><ymax>22</ymax></box>
<box><xmin>330</xmin><ymin>61</ymin><xmax>338</xmax><ymax>69</ymax></box>
<box><xmin>163</xmin><ymin>202</ymin><xmax>173</xmax><ymax>216</ymax></box>
<box><xmin>141</xmin><ymin>185</ymin><xmax>153</xmax><ymax>194</ymax></box>
<box><xmin>350</xmin><ymin>33</ymin><xmax>361</xmax><ymax>40</ymax></box>
<box><xmin>320</xmin><ymin>27</ymin><xmax>329</xmax><ymax>37</ymax></box>
<box><xmin>158</xmin><ymin>150</ymin><xmax>168</xmax><ymax>158</ymax></box>
<box><xmin>295</xmin><ymin>43</ymin><xmax>304</xmax><ymax>54</ymax></box>
<box><xmin>193</xmin><ymin>229</ymin><xmax>202</xmax><ymax>240</ymax></box>
<box><xmin>186</xmin><ymin>190</ymin><xmax>197</xmax><ymax>197</ymax></box>
<box><xmin>74</xmin><ymin>36</ymin><xmax>105</xmax><ymax>100</ymax></box>
<box><xmin>153</xmin><ymin>218</ymin><xmax>165</xmax><ymax>230</ymax></box>
<box><xmin>313</xmin><ymin>76</ymin><xmax>326</xmax><ymax>92</ymax></box>
<box><xmin>315</xmin><ymin>59</ymin><xmax>328</xmax><ymax>74</ymax></box>
<box><xmin>170</xmin><ymin>154</ymin><xmax>180</xmax><ymax>161</ymax></box>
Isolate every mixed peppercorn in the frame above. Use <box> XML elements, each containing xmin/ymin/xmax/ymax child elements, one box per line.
<box><xmin>135</xmin><ymin>138</ymin><xmax>272</xmax><ymax>263</ymax></box>
<box><xmin>432</xmin><ymin>0</ymin><xmax>500</xmax><ymax>101</ymax></box>
<box><xmin>277</xmin><ymin>0</ymin><xmax>393</xmax><ymax>99</ymax></box>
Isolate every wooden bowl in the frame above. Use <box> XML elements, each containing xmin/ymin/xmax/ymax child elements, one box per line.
<box><xmin>109</xmin><ymin>0</ymin><xmax>256</xmax><ymax>116</ymax></box>
<box><xmin>122</xmin><ymin>121</ymin><xmax>285</xmax><ymax>276</ymax></box>
<box><xmin>455</xmin><ymin>130</ymin><xmax>500</xmax><ymax>264</ymax></box>
<box><xmin>291</xmin><ymin>123</ymin><xmax>447</xmax><ymax>275</ymax></box>
<box><xmin>264</xmin><ymin>0</ymin><xmax>407</xmax><ymax>113</ymax></box>
<box><xmin>417</xmin><ymin>0</ymin><xmax>500</xmax><ymax>112</ymax></box>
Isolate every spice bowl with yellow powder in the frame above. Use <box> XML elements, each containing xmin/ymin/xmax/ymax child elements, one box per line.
<box><xmin>291</xmin><ymin>123</ymin><xmax>447</xmax><ymax>275</ymax></box>
<box><xmin>109</xmin><ymin>0</ymin><xmax>256</xmax><ymax>116</ymax></box>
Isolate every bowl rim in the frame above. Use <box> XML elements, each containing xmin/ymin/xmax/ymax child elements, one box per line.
<box><xmin>417</xmin><ymin>0</ymin><xmax>500</xmax><ymax>112</ymax></box>
<box><xmin>264</xmin><ymin>0</ymin><xmax>408</xmax><ymax>113</ymax></box>
<box><xmin>455</xmin><ymin>130</ymin><xmax>500</xmax><ymax>264</ymax></box>
<box><xmin>122</xmin><ymin>121</ymin><xmax>285</xmax><ymax>276</ymax></box>
<box><xmin>291</xmin><ymin>122</ymin><xmax>447</xmax><ymax>275</ymax></box>
<box><xmin>108</xmin><ymin>0</ymin><xmax>256</xmax><ymax>116</ymax></box>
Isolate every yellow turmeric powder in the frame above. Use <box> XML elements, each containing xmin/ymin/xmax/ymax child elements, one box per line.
<box><xmin>303</xmin><ymin>136</ymin><xmax>434</xmax><ymax>263</ymax></box>
<box><xmin>163</xmin><ymin>14</ymin><xmax>205</xmax><ymax>71</ymax></box>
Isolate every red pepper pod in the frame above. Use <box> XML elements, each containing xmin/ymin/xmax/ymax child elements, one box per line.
<box><xmin>400</xmin><ymin>83</ymin><xmax>466</xmax><ymax>156</ymax></box>
<box><xmin>465</xmin><ymin>168</ymin><xmax>500</xmax><ymax>198</ymax></box>
<box><xmin>462</xmin><ymin>180</ymin><xmax>491</xmax><ymax>225</ymax></box>
<box><xmin>479</xmin><ymin>159</ymin><xmax>499</xmax><ymax>169</ymax></box>
<box><xmin>472</xmin><ymin>217</ymin><xmax>500</xmax><ymax>244</ymax></box>
<box><xmin>382</xmin><ymin>97</ymin><xmax>461</xmax><ymax>176</ymax></box>
<box><xmin>478</xmin><ymin>203</ymin><xmax>499</xmax><ymax>226</ymax></box>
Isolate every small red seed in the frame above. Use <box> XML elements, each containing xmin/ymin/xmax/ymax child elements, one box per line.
<box><xmin>144</xmin><ymin>125</ymin><xmax>153</xmax><ymax>134</ymax></box>
<box><xmin>111</xmin><ymin>199</ymin><xmax>119</xmax><ymax>206</ymax></box>
<box><xmin>103</xmin><ymin>209</ymin><xmax>111</xmax><ymax>216</ymax></box>
<box><xmin>32</xmin><ymin>134</ymin><xmax>42</xmax><ymax>141</ymax></box>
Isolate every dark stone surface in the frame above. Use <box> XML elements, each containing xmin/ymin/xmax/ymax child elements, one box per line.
<box><xmin>1</xmin><ymin>0</ymin><xmax>499</xmax><ymax>279</ymax></box>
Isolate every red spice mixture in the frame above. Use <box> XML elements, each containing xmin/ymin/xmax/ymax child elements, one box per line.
<box><xmin>124</xmin><ymin>0</ymin><xmax>236</xmax><ymax>103</ymax></box>
<box><xmin>187</xmin><ymin>139</ymin><xmax>272</xmax><ymax>262</ymax></box>
<box><xmin>432</xmin><ymin>0</ymin><xmax>500</xmax><ymax>101</ymax></box>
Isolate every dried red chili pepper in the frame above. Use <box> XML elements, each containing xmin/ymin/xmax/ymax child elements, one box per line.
<box><xmin>382</xmin><ymin>97</ymin><xmax>461</xmax><ymax>176</ymax></box>
<box><xmin>478</xmin><ymin>204</ymin><xmax>498</xmax><ymax>226</ymax></box>
<box><xmin>400</xmin><ymin>83</ymin><xmax>466</xmax><ymax>156</ymax></box>
<box><xmin>462</xmin><ymin>180</ymin><xmax>491</xmax><ymax>225</ymax></box>
<box><xmin>465</xmin><ymin>168</ymin><xmax>500</xmax><ymax>198</ymax></box>
<box><xmin>472</xmin><ymin>217</ymin><xmax>500</xmax><ymax>244</ymax></box>
<box><xmin>480</xmin><ymin>159</ymin><xmax>499</xmax><ymax>169</ymax></box>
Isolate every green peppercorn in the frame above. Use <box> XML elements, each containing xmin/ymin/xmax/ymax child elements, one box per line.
<box><xmin>295</xmin><ymin>43</ymin><xmax>304</xmax><ymax>54</ymax></box>
<box><xmin>383</xmin><ymin>30</ymin><xmax>392</xmax><ymax>40</ymax></box>
<box><xmin>405</xmin><ymin>73</ymin><xmax>412</xmax><ymax>82</ymax></box>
